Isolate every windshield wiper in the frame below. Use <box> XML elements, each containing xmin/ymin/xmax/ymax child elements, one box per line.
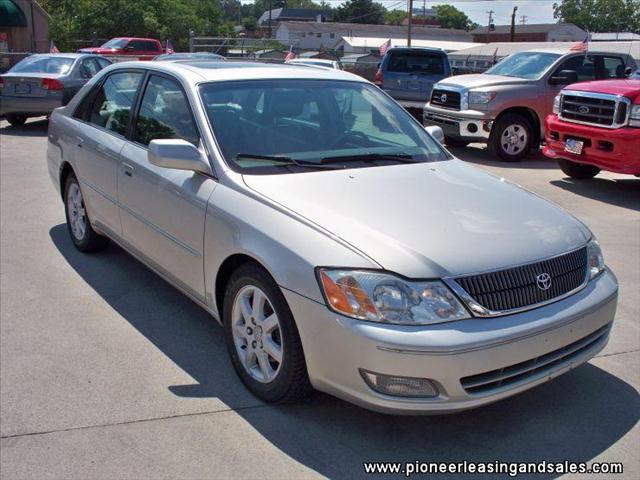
<box><xmin>235</xmin><ymin>153</ymin><xmax>337</xmax><ymax>169</ymax></box>
<box><xmin>319</xmin><ymin>153</ymin><xmax>419</xmax><ymax>164</ymax></box>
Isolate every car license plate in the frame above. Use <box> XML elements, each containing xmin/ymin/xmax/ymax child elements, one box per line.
<box><xmin>564</xmin><ymin>138</ymin><xmax>584</xmax><ymax>155</ymax></box>
<box><xmin>14</xmin><ymin>83</ymin><xmax>31</xmax><ymax>94</ymax></box>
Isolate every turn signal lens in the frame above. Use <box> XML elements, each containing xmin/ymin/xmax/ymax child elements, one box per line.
<box><xmin>587</xmin><ymin>238</ymin><xmax>605</xmax><ymax>280</ymax></box>
<box><xmin>374</xmin><ymin>69</ymin><xmax>383</xmax><ymax>86</ymax></box>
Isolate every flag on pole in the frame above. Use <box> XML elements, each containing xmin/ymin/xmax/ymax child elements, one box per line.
<box><xmin>570</xmin><ymin>34</ymin><xmax>589</xmax><ymax>52</ymax></box>
<box><xmin>49</xmin><ymin>41</ymin><xmax>60</xmax><ymax>53</ymax></box>
<box><xmin>285</xmin><ymin>45</ymin><xmax>295</xmax><ymax>62</ymax></box>
<box><xmin>165</xmin><ymin>40</ymin><xmax>174</xmax><ymax>54</ymax></box>
<box><xmin>379</xmin><ymin>39</ymin><xmax>391</xmax><ymax>57</ymax></box>
<box><xmin>491</xmin><ymin>47</ymin><xmax>498</xmax><ymax>66</ymax></box>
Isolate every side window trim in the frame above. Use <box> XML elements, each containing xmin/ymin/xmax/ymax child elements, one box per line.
<box><xmin>74</xmin><ymin>69</ymin><xmax>146</xmax><ymax>140</ymax></box>
<box><xmin>128</xmin><ymin>71</ymin><xmax>202</xmax><ymax>148</ymax></box>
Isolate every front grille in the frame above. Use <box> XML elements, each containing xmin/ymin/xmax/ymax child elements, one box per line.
<box><xmin>455</xmin><ymin>247</ymin><xmax>587</xmax><ymax>313</ymax></box>
<box><xmin>560</xmin><ymin>92</ymin><xmax>626</xmax><ymax>128</ymax></box>
<box><xmin>461</xmin><ymin>323</ymin><xmax>610</xmax><ymax>395</ymax></box>
<box><xmin>430</xmin><ymin>89</ymin><xmax>461</xmax><ymax>110</ymax></box>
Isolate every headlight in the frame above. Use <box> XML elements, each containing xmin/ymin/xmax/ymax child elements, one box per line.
<box><xmin>317</xmin><ymin>269</ymin><xmax>470</xmax><ymax>325</ymax></box>
<box><xmin>468</xmin><ymin>91</ymin><xmax>496</xmax><ymax>104</ymax></box>
<box><xmin>553</xmin><ymin>94</ymin><xmax>561</xmax><ymax>115</ymax></box>
<box><xmin>629</xmin><ymin>105</ymin><xmax>640</xmax><ymax>127</ymax></box>
<box><xmin>587</xmin><ymin>238</ymin><xmax>605</xmax><ymax>280</ymax></box>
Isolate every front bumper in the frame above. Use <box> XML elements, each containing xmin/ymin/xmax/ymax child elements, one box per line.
<box><xmin>543</xmin><ymin>115</ymin><xmax>640</xmax><ymax>175</ymax></box>
<box><xmin>422</xmin><ymin>104</ymin><xmax>493</xmax><ymax>141</ymax></box>
<box><xmin>286</xmin><ymin>269</ymin><xmax>618</xmax><ymax>414</ymax></box>
<box><xmin>0</xmin><ymin>95</ymin><xmax>63</xmax><ymax>116</ymax></box>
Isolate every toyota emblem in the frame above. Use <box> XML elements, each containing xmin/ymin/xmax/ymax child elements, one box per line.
<box><xmin>440</xmin><ymin>93</ymin><xmax>448</xmax><ymax>103</ymax></box>
<box><xmin>536</xmin><ymin>273</ymin><xmax>552</xmax><ymax>291</ymax></box>
<box><xmin>578</xmin><ymin>105</ymin><xmax>590</xmax><ymax>114</ymax></box>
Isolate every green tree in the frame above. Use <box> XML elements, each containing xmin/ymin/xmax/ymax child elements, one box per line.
<box><xmin>433</xmin><ymin>4</ymin><xmax>477</xmax><ymax>31</ymax></box>
<box><xmin>385</xmin><ymin>9</ymin><xmax>406</xmax><ymax>26</ymax></box>
<box><xmin>334</xmin><ymin>0</ymin><xmax>386</xmax><ymax>25</ymax></box>
<box><xmin>553</xmin><ymin>0</ymin><xmax>640</xmax><ymax>32</ymax></box>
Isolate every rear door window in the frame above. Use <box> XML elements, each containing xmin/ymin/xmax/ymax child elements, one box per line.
<box><xmin>133</xmin><ymin>74</ymin><xmax>199</xmax><ymax>146</ymax></box>
<box><xmin>80</xmin><ymin>58</ymin><xmax>100</xmax><ymax>78</ymax></box>
<box><xmin>602</xmin><ymin>56</ymin><xmax>626</xmax><ymax>78</ymax></box>
<box><xmin>386</xmin><ymin>52</ymin><xmax>444</xmax><ymax>75</ymax></box>
<box><xmin>87</xmin><ymin>71</ymin><xmax>143</xmax><ymax>136</ymax></box>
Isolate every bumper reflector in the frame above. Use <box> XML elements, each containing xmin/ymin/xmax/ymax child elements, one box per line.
<box><xmin>359</xmin><ymin>370</ymin><xmax>438</xmax><ymax>398</ymax></box>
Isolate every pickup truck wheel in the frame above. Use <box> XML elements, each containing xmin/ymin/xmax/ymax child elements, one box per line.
<box><xmin>558</xmin><ymin>159</ymin><xmax>600</xmax><ymax>179</ymax></box>
<box><xmin>64</xmin><ymin>173</ymin><xmax>109</xmax><ymax>252</ymax></box>
<box><xmin>5</xmin><ymin>114</ymin><xmax>27</xmax><ymax>126</ymax></box>
<box><xmin>444</xmin><ymin>136</ymin><xmax>470</xmax><ymax>148</ymax></box>
<box><xmin>489</xmin><ymin>114</ymin><xmax>533</xmax><ymax>162</ymax></box>
<box><xmin>223</xmin><ymin>263</ymin><xmax>313</xmax><ymax>403</ymax></box>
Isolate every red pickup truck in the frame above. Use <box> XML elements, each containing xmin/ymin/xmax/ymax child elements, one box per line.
<box><xmin>78</xmin><ymin>37</ymin><xmax>164</xmax><ymax>61</ymax></box>
<box><xmin>543</xmin><ymin>71</ymin><xmax>640</xmax><ymax>178</ymax></box>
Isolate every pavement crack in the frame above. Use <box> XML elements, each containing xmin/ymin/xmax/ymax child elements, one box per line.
<box><xmin>594</xmin><ymin>348</ymin><xmax>640</xmax><ymax>359</ymax></box>
<box><xmin>1</xmin><ymin>403</ymin><xmax>267</xmax><ymax>440</ymax></box>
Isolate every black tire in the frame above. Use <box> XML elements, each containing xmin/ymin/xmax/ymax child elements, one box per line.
<box><xmin>223</xmin><ymin>263</ymin><xmax>313</xmax><ymax>403</ymax></box>
<box><xmin>64</xmin><ymin>173</ymin><xmax>109</xmax><ymax>252</ymax></box>
<box><xmin>558</xmin><ymin>159</ymin><xmax>600</xmax><ymax>179</ymax></box>
<box><xmin>5</xmin><ymin>114</ymin><xmax>27</xmax><ymax>126</ymax></box>
<box><xmin>444</xmin><ymin>136</ymin><xmax>470</xmax><ymax>148</ymax></box>
<box><xmin>489</xmin><ymin>113</ymin><xmax>534</xmax><ymax>162</ymax></box>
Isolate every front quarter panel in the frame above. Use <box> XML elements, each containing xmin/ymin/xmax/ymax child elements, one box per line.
<box><xmin>203</xmin><ymin>173</ymin><xmax>380</xmax><ymax>315</ymax></box>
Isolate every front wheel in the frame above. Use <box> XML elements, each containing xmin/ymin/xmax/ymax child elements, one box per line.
<box><xmin>5</xmin><ymin>114</ymin><xmax>27</xmax><ymax>126</ymax></box>
<box><xmin>489</xmin><ymin>114</ymin><xmax>534</xmax><ymax>161</ymax></box>
<box><xmin>223</xmin><ymin>263</ymin><xmax>313</xmax><ymax>403</ymax></box>
<box><xmin>558</xmin><ymin>159</ymin><xmax>600</xmax><ymax>179</ymax></box>
<box><xmin>64</xmin><ymin>173</ymin><xmax>109</xmax><ymax>252</ymax></box>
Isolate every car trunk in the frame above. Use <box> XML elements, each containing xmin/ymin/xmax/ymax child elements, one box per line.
<box><xmin>1</xmin><ymin>73</ymin><xmax>58</xmax><ymax>97</ymax></box>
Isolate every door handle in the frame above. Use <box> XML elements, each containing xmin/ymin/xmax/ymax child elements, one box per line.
<box><xmin>121</xmin><ymin>163</ymin><xmax>134</xmax><ymax>178</ymax></box>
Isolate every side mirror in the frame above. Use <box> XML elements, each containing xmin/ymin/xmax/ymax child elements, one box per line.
<box><xmin>549</xmin><ymin>69</ymin><xmax>578</xmax><ymax>85</ymax></box>
<box><xmin>624</xmin><ymin>66</ymin><xmax>633</xmax><ymax>77</ymax></box>
<box><xmin>148</xmin><ymin>139</ymin><xmax>212</xmax><ymax>175</ymax></box>
<box><xmin>425</xmin><ymin>125</ymin><xmax>444</xmax><ymax>145</ymax></box>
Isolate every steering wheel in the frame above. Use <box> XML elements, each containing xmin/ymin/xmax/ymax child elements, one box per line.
<box><xmin>328</xmin><ymin>130</ymin><xmax>369</xmax><ymax>148</ymax></box>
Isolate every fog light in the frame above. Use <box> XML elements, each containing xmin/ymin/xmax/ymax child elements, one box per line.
<box><xmin>467</xmin><ymin>123</ymin><xmax>478</xmax><ymax>133</ymax></box>
<box><xmin>360</xmin><ymin>369</ymin><xmax>438</xmax><ymax>398</ymax></box>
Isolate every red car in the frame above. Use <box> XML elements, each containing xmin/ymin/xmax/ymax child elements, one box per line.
<box><xmin>78</xmin><ymin>37</ymin><xmax>164</xmax><ymax>61</ymax></box>
<box><xmin>543</xmin><ymin>71</ymin><xmax>640</xmax><ymax>178</ymax></box>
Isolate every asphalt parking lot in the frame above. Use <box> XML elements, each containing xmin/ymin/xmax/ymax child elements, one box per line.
<box><xmin>1</xmin><ymin>117</ymin><xmax>638</xmax><ymax>479</ymax></box>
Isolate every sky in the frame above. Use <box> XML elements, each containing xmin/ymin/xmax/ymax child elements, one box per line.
<box><xmin>248</xmin><ymin>0</ymin><xmax>560</xmax><ymax>27</ymax></box>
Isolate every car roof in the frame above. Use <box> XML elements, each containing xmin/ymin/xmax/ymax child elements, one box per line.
<box><xmin>107</xmin><ymin>60</ymin><xmax>364</xmax><ymax>83</ymax></box>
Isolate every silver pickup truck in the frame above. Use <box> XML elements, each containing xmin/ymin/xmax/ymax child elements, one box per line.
<box><xmin>423</xmin><ymin>48</ymin><xmax>637</xmax><ymax>161</ymax></box>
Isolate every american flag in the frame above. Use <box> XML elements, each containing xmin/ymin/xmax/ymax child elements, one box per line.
<box><xmin>49</xmin><ymin>41</ymin><xmax>60</xmax><ymax>53</ymax></box>
<box><xmin>285</xmin><ymin>46</ymin><xmax>295</xmax><ymax>62</ymax></box>
<box><xmin>165</xmin><ymin>40</ymin><xmax>174</xmax><ymax>55</ymax></box>
<box><xmin>570</xmin><ymin>34</ymin><xmax>589</xmax><ymax>52</ymax></box>
<box><xmin>379</xmin><ymin>39</ymin><xmax>391</xmax><ymax>57</ymax></box>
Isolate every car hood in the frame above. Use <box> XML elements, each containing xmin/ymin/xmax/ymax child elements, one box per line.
<box><xmin>437</xmin><ymin>74</ymin><xmax>529</xmax><ymax>90</ymax></box>
<box><xmin>242</xmin><ymin>160</ymin><xmax>590</xmax><ymax>279</ymax></box>
<box><xmin>565</xmin><ymin>79</ymin><xmax>640</xmax><ymax>102</ymax></box>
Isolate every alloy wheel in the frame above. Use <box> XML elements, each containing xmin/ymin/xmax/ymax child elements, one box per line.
<box><xmin>67</xmin><ymin>182</ymin><xmax>87</xmax><ymax>241</ymax></box>
<box><xmin>500</xmin><ymin>124</ymin><xmax>528</xmax><ymax>156</ymax></box>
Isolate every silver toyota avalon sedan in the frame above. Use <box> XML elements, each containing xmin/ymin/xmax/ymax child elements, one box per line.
<box><xmin>46</xmin><ymin>61</ymin><xmax>618</xmax><ymax>414</ymax></box>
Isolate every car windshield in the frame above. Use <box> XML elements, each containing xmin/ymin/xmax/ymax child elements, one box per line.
<box><xmin>101</xmin><ymin>38</ymin><xmax>129</xmax><ymax>49</ymax></box>
<box><xmin>10</xmin><ymin>56</ymin><xmax>74</xmax><ymax>74</ymax></box>
<box><xmin>485</xmin><ymin>52</ymin><xmax>561</xmax><ymax>79</ymax></box>
<box><xmin>199</xmin><ymin>79</ymin><xmax>450</xmax><ymax>174</ymax></box>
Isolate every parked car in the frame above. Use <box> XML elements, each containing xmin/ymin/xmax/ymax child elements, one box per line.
<box><xmin>78</xmin><ymin>37</ymin><xmax>164</xmax><ymax>60</ymax></box>
<box><xmin>154</xmin><ymin>52</ymin><xmax>225</xmax><ymax>62</ymax></box>
<box><xmin>285</xmin><ymin>58</ymin><xmax>342</xmax><ymax>70</ymax></box>
<box><xmin>0</xmin><ymin>53</ymin><xmax>111</xmax><ymax>126</ymax></box>
<box><xmin>47</xmin><ymin>61</ymin><xmax>617</xmax><ymax>414</ymax></box>
<box><xmin>423</xmin><ymin>49</ymin><xmax>637</xmax><ymax>161</ymax></box>
<box><xmin>375</xmin><ymin>47</ymin><xmax>451</xmax><ymax>119</ymax></box>
<box><xmin>543</xmin><ymin>69</ymin><xmax>640</xmax><ymax>178</ymax></box>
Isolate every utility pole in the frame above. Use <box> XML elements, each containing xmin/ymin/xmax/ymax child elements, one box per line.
<box><xmin>486</xmin><ymin>10</ymin><xmax>494</xmax><ymax>43</ymax></box>
<box><xmin>520</xmin><ymin>15</ymin><xmax>528</xmax><ymax>25</ymax></box>
<box><xmin>510</xmin><ymin>6</ymin><xmax>518</xmax><ymax>42</ymax></box>
<box><xmin>407</xmin><ymin>0</ymin><xmax>413</xmax><ymax>47</ymax></box>
<box><xmin>268</xmin><ymin>0</ymin><xmax>273</xmax><ymax>39</ymax></box>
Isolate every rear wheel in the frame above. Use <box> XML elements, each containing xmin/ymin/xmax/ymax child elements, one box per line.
<box><xmin>64</xmin><ymin>173</ymin><xmax>109</xmax><ymax>252</ymax></box>
<box><xmin>223</xmin><ymin>263</ymin><xmax>313</xmax><ymax>403</ymax></box>
<box><xmin>558</xmin><ymin>159</ymin><xmax>600</xmax><ymax>179</ymax></box>
<box><xmin>444</xmin><ymin>136</ymin><xmax>470</xmax><ymax>148</ymax></box>
<box><xmin>489</xmin><ymin>113</ymin><xmax>533</xmax><ymax>161</ymax></box>
<box><xmin>5</xmin><ymin>114</ymin><xmax>27</xmax><ymax>126</ymax></box>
